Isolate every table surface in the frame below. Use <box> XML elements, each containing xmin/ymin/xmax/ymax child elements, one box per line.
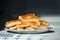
<box><xmin>0</xmin><ymin>16</ymin><xmax>60</xmax><ymax>40</ymax></box>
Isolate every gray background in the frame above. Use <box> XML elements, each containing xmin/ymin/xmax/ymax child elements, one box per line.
<box><xmin>0</xmin><ymin>0</ymin><xmax>60</xmax><ymax>16</ymax></box>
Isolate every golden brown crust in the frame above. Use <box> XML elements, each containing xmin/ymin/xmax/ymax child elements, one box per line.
<box><xmin>18</xmin><ymin>13</ymin><xmax>39</xmax><ymax>22</ymax></box>
<box><xmin>5</xmin><ymin>20</ymin><xmax>21</xmax><ymax>27</ymax></box>
<box><xmin>17</xmin><ymin>27</ymin><xmax>24</xmax><ymax>30</ymax></box>
<box><xmin>5</xmin><ymin>13</ymin><xmax>50</xmax><ymax>30</ymax></box>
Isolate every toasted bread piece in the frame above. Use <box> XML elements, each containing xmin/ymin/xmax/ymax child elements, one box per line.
<box><xmin>25</xmin><ymin>27</ymin><xmax>35</xmax><ymax>30</ymax></box>
<box><xmin>17</xmin><ymin>27</ymin><xmax>24</xmax><ymax>30</ymax></box>
<box><xmin>18</xmin><ymin>13</ymin><xmax>39</xmax><ymax>22</ymax></box>
<box><xmin>5</xmin><ymin>20</ymin><xmax>21</xmax><ymax>27</ymax></box>
<box><xmin>17</xmin><ymin>22</ymin><xmax>30</xmax><ymax>27</ymax></box>
<box><xmin>9</xmin><ymin>26</ymin><xmax>17</xmax><ymax>30</ymax></box>
<box><xmin>18</xmin><ymin>13</ymin><xmax>35</xmax><ymax>19</ymax></box>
